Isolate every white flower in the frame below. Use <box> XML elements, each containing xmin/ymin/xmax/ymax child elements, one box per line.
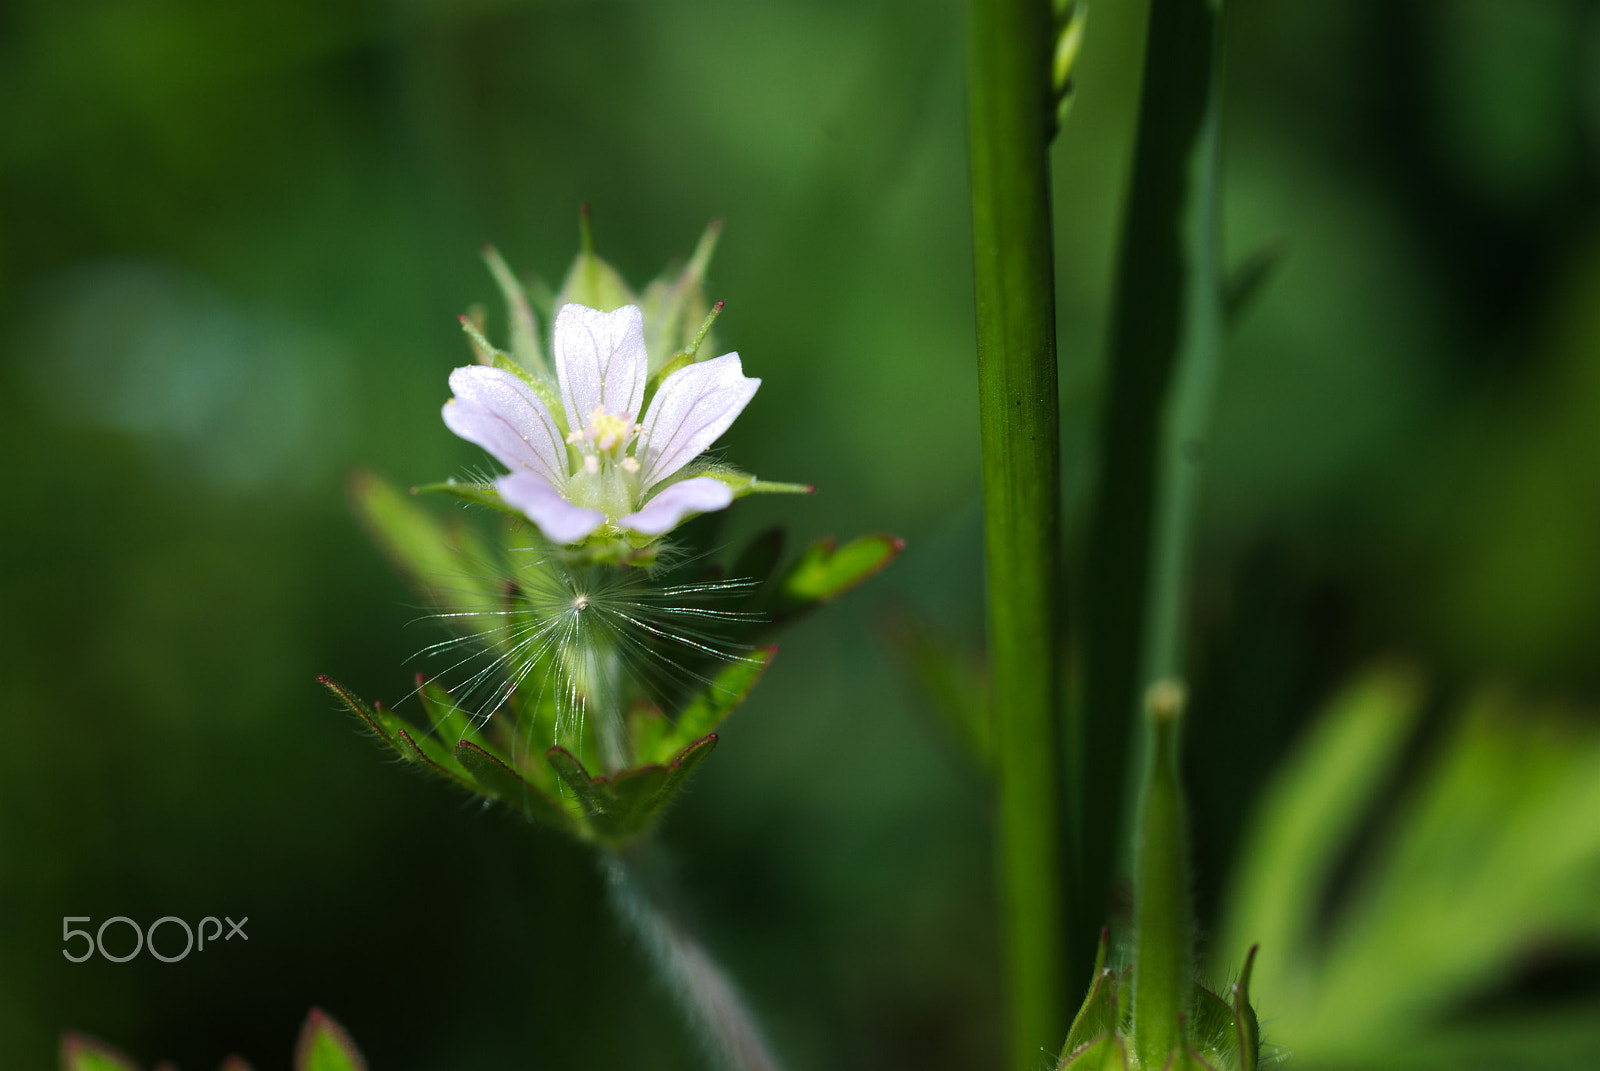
<box><xmin>442</xmin><ymin>303</ymin><xmax>760</xmax><ymax>545</ymax></box>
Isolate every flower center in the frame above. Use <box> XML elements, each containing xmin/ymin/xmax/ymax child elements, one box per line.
<box><xmin>565</xmin><ymin>405</ymin><xmax>645</xmax><ymax>519</ymax></box>
<box><xmin>567</xmin><ymin>405</ymin><xmax>643</xmax><ymax>473</ymax></box>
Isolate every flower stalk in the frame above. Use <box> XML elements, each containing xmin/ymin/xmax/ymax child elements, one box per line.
<box><xmin>607</xmin><ymin>850</ymin><xmax>787</xmax><ymax>1071</ymax></box>
<box><xmin>1078</xmin><ymin>0</ymin><xmax>1225</xmax><ymax>943</ymax></box>
<box><xmin>1130</xmin><ymin>681</ymin><xmax>1193</xmax><ymax>1070</ymax></box>
<box><xmin>965</xmin><ymin>0</ymin><xmax>1070</xmax><ymax>1065</ymax></box>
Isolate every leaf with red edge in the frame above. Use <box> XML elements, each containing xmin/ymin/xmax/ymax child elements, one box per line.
<box><xmin>771</xmin><ymin>534</ymin><xmax>903</xmax><ymax>620</ymax></box>
<box><xmin>456</xmin><ymin>740</ymin><xmax>572</xmax><ymax>828</ymax></box>
<box><xmin>61</xmin><ymin>1034</ymin><xmax>140</xmax><ymax>1071</ymax></box>
<box><xmin>294</xmin><ymin>1009</ymin><xmax>367</xmax><ymax>1071</ymax></box>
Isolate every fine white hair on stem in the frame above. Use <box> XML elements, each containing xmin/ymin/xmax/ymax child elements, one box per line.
<box><xmin>605</xmin><ymin>853</ymin><xmax>788</xmax><ymax>1071</ymax></box>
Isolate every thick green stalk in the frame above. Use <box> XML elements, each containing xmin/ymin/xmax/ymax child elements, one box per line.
<box><xmin>966</xmin><ymin>0</ymin><xmax>1068</xmax><ymax>1066</ymax></box>
<box><xmin>1131</xmin><ymin>682</ymin><xmax>1194</xmax><ymax>1069</ymax></box>
<box><xmin>1076</xmin><ymin>0</ymin><xmax>1223</xmax><ymax>933</ymax></box>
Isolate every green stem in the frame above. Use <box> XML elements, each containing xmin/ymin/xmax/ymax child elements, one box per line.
<box><xmin>1131</xmin><ymin>681</ymin><xmax>1193</xmax><ymax>1069</ymax></box>
<box><xmin>965</xmin><ymin>0</ymin><xmax>1069</xmax><ymax>1066</ymax></box>
<box><xmin>1076</xmin><ymin>0</ymin><xmax>1223</xmax><ymax>933</ymax></box>
<box><xmin>606</xmin><ymin>849</ymin><xmax>786</xmax><ymax>1071</ymax></box>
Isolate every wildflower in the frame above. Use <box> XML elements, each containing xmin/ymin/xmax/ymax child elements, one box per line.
<box><xmin>443</xmin><ymin>302</ymin><xmax>759</xmax><ymax>545</ymax></box>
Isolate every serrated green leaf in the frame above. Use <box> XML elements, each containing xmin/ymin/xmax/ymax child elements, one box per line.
<box><xmin>61</xmin><ymin>1035</ymin><xmax>141</xmax><ymax>1071</ymax></box>
<box><xmin>627</xmin><ymin>704</ymin><xmax>672</xmax><ymax>767</ymax></box>
<box><xmin>545</xmin><ymin>747</ymin><xmax>610</xmax><ymax>820</ymax></box>
<box><xmin>456</xmin><ymin>741</ymin><xmax>572</xmax><ymax>828</ymax></box>
<box><xmin>294</xmin><ymin>1009</ymin><xmax>367</xmax><ymax>1071</ymax></box>
<box><xmin>416</xmin><ymin>676</ymin><xmax>476</xmax><ymax>753</ymax></box>
<box><xmin>774</xmin><ymin>534</ymin><xmax>903</xmax><ymax>616</ymax></box>
<box><xmin>652</xmin><ymin>733</ymin><xmax>718</xmax><ymax>807</ymax></box>
<box><xmin>319</xmin><ymin>675</ymin><xmax>397</xmax><ymax>748</ymax></box>
<box><xmin>542</xmin><ymin>738</ymin><xmax>718</xmax><ymax>844</ymax></box>
<box><xmin>648</xmin><ymin>650</ymin><xmax>772</xmax><ymax>763</ymax></box>
<box><xmin>596</xmin><ymin>763</ymin><xmax>674</xmax><ymax>833</ymax></box>
<box><xmin>389</xmin><ymin>720</ymin><xmax>474</xmax><ymax>789</ymax></box>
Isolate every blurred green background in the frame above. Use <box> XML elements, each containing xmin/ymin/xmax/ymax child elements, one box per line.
<box><xmin>3</xmin><ymin>0</ymin><xmax>1599</xmax><ymax>1068</ymax></box>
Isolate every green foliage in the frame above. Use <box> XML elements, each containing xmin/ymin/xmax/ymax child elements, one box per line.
<box><xmin>1222</xmin><ymin>669</ymin><xmax>1600</xmax><ymax>1069</ymax></box>
<box><xmin>1054</xmin><ymin>935</ymin><xmax>1261</xmax><ymax>1071</ymax></box>
<box><xmin>60</xmin><ymin>1010</ymin><xmax>362</xmax><ymax>1071</ymax></box>
<box><xmin>60</xmin><ymin>1036</ymin><xmax>139</xmax><ymax>1071</ymax></box>
<box><xmin>770</xmin><ymin>534</ymin><xmax>904</xmax><ymax>622</ymax></box>
<box><xmin>338</xmin><ymin>452</ymin><xmax>896</xmax><ymax>848</ymax></box>
<box><xmin>294</xmin><ymin>1009</ymin><xmax>367</xmax><ymax>1071</ymax></box>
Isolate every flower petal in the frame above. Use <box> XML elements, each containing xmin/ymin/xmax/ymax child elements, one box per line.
<box><xmin>636</xmin><ymin>353</ymin><xmax>760</xmax><ymax>488</ymax></box>
<box><xmin>443</xmin><ymin>366</ymin><xmax>568</xmax><ymax>488</ymax></box>
<box><xmin>496</xmin><ymin>472</ymin><xmax>606</xmax><ymax>544</ymax></box>
<box><xmin>618</xmin><ymin>476</ymin><xmax>733</xmax><ymax>536</ymax></box>
<box><xmin>554</xmin><ymin>303</ymin><xmax>648</xmax><ymax>430</ymax></box>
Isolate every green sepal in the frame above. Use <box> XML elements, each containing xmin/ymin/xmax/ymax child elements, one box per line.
<box><xmin>456</xmin><ymin>740</ymin><xmax>572</xmax><ymax>828</ymax></box>
<box><xmin>1061</xmin><ymin>930</ymin><xmax>1120</xmax><ymax>1060</ymax></box>
<box><xmin>691</xmin><ymin>464</ymin><xmax>814</xmax><ymax>500</ymax></box>
<box><xmin>1231</xmin><ymin>946</ymin><xmax>1259</xmax><ymax>1071</ymax></box>
<box><xmin>545</xmin><ymin>736</ymin><xmax>718</xmax><ymax>844</ymax></box>
<box><xmin>481</xmin><ymin>244</ymin><xmax>549</xmax><ymax>376</ymax></box>
<box><xmin>546</xmin><ymin>746</ymin><xmax>609</xmax><ymax>819</ymax></box>
<box><xmin>410</xmin><ymin>479</ymin><xmax>529</xmax><ymax>523</ymax></box>
<box><xmin>294</xmin><ymin>1008</ymin><xmax>367</xmax><ymax>1071</ymax></box>
<box><xmin>644</xmin><ymin>350</ymin><xmax>695</xmax><ymax>401</ymax></box>
<box><xmin>415</xmin><ymin>675</ymin><xmax>476</xmax><ymax>754</ymax></box>
<box><xmin>1058</xmin><ymin>1033</ymin><xmax>1127</xmax><ymax>1071</ymax></box>
<box><xmin>483</xmin><ymin>350</ymin><xmax>565</xmax><ymax>419</ymax></box>
<box><xmin>349</xmin><ymin>471</ymin><xmax>502</xmax><ymax>624</ymax></box>
<box><xmin>387</xmin><ymin>717</ymin><xmax>474</xmax><ymax>789</ymax></box>
<box><xmin>641</xmin><ymin>649</ymin><xmax>773</xmax><ymax>765</ymax></box>
<box><xmin>61</xmin><ymin>1035</ymin><xmax>140</xmax><ymax>1071</ymax></box>
<box><xmin>638</xmin><ymin>219</ymin><xmax>720</xmax><ymax>372</ymax></box>
<box><xmin>1167</xmin><ymin>1044</ymin><xmax>1220</xmax><ymax>1071</ymax></box>
<box><xmin>1186</xmin><ymin>984</ymin><xmax>1236</xmax><ymax>1064</ymax></box>
<box><xmin>555</xmin><ymin>209</ymin><xmax>636</xmax><ymax>313</ymax></box>
<box><xmin>773</xmin><ymin>534</ymin><xmax>904</xmax><ymax>617</ymax></box>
